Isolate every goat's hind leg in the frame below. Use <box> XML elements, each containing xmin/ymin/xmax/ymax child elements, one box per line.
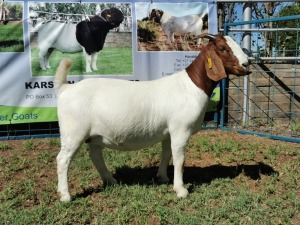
<box><xmin>83</xmin><ymin>49</ymin><xmax>92</xmax><ymax>73</ymax></box>
<box><xmin>157</xmin><ymin>138</ymin><xmax>172</xmax><ymax>183</ymax></box>
<box><xmin>57</xmin><ymin>137</ymin><xmax>82</xmax><ymax>202</ymax></box>
<box><xmin>88</xmin><ymin>140</ymin><xmax>117</xmax><ymax>185</ymax></box>
<box><xmin>38</xmin><ymin>47</ymin><xmax>53</xmax><ymax>70</ymax></box>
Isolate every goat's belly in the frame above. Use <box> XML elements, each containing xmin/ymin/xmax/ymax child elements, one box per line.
<box><xmin>89</xmin><ymin>131</ymin><xmax>168</xmax><ymax>151</ymax></box>
<box><xmin>53</xmin><ymin>33</ymin><xmax>82</xmax><ymax>52</ymax></box>
<box><xmin>53</xmin><ymin>42</ymin><xmax>82</xmax><ymax>53</ymax></box>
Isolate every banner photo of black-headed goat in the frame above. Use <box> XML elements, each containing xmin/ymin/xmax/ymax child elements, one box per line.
<box><xmin>0</xmin><ymin>0</ymin><xmax>217</xmax><ymax>125</ymax></box>
<box><xmin>29</xmin><ymin>2</ymin><xmax>132</xmax><ymax>77</ymax></box>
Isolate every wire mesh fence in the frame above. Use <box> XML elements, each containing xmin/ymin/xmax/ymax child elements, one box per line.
<box><xmin>222</xmin><ymin>15</ymin><xmax>300</xmax><ymax>142</ymax></box>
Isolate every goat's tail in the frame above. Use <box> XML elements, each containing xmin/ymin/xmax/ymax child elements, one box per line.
<box><xmin>54</xmin><ymin>58</ymin><xmax>72</xmax><ymax>92</ymax></box>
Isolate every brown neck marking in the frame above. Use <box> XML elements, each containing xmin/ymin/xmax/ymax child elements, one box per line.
<box><xmin>186</xmin><ymin>53</ymin><xmax>218</xmax><ymax>97</ymax></box>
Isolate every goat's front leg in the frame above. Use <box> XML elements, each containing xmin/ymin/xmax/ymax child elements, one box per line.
<box><xmin>88</xmin><ymin>142</ymin><xmax>117</xmax><ymax>185</ymax></box>
<box><xmin>91</xmin><ymin>52</ymin><xmax>99</xmax><ymax>71</ymax></box>
<box><xmin>170</xmin><ymin>131</ymin><xmax>190</xmax><ymax>198</ymax></box>
<box><xmin>45</xmin><ymin>48</ymin><xmax>54</xmax><ymax>69</ymax></box>
<box><xmin>157</xmin><ymin>138</ymin><xmax>172</xmax><ymax>183</ymax></box>
<box><xmin>196</xmin><ymin>38</ymin><xmax>202</xmax><ymax>46</ymax></box>
<box><xmin>84</xmin><ymin>50</ymin><xmax>92</xmax><ymax>73</ymax></box>
<box><xmin>164</xmin><ymin>29</ymin><xmax>173</xmax><ymax>45</ymax></box>
<box><xmin>38</xmin><ymin>49</ymin><xmax>48</xmax><ymax>70</ymax></box>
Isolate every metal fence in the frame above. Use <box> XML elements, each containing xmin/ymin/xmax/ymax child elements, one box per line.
<box><xmin>221</xmin><ymin>15</ymin><xmax>300</xmax><ymax>143</ymax></box>
<box><xmin>0</xmin><ymin>122</ymin><xmax>60</xmax><ymax>140</ymax></box>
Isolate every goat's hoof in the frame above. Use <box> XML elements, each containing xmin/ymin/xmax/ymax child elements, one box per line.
<box><xmin>175</xmin><ymin>187</ymin><xmax>189</xmax><ymax>198</ymax></box>
<box><xmin>59</xmin><ymin>194</ymin><xmax>71</xmax><ymax>202</ymax></box>
<box><xmin>103</xmin><ymin>177</ymin><xmax>117</xmax><ymax>185</ymax></box>
<box><xmin>157</xmin><ymin>175</ymin><xmax>169</xmax><ymax>184</ymax></box>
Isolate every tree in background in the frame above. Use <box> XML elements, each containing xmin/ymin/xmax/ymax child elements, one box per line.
<box><xmin>29</xmin><ymin>3</ymin><xmax>131</xmax><ymax>23</ymax></box>
<box><xmin>276</xmin><ymin>2</ymin><xmax>300</xmax><ymax>56</ymax></box>
<box><xmin>217</xmin><ymin>2</ymin><xmax>296</xmax><ymax>57</ymax></box>
<box><xmin>2</xmin><ymin>2</ymin><xmax>23</xmax><ymax>21</ymax></box>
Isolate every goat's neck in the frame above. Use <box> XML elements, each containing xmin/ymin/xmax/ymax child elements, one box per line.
<box><xmin>186</xmin><ymin>54</ymin><xmax>218</xmax><ymax>97</ymax></box>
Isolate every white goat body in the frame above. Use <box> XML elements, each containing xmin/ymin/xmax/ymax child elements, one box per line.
<box><xmin>38</xmin><ymin>22</ymin><xmax>83</xmax><ymax>69</ymax></box>
<box><xmin>55</xmin><ymin>59</ymin><xmax>208</xmax><ymax>202</ymax></box>
<box><xmin>55</xmin><ymin>34</ymin><xmax>250</xmax><ymax>202</ymax></box>
<box><xmin>56</xmin><ymin>68</ymin><xmax>209</xmax><ymax>150</ymax></box>
<box><xmin>38</xmin><ymin>22</ymin><xmax>82</xmax><ymax>53</ymax></box>
<box><xmin>150</xmin><ymin>9</ymin><xmax>207</xmax><ymax>44</ymax></box>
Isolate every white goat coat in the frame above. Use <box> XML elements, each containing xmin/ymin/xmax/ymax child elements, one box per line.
<box><xmin>38</xmin><ymin>22</ymin><xmax>82</xmax><ymax>53</ymax></box>
<box><xmin>161</xmin><ymin>13</ymin><xmax>204</xmax><ymax>36</ymax></box>
<box><xmin>57</xmin><ymin>71</ymin><xmax>209</xmax><ymax>151</ymax></box>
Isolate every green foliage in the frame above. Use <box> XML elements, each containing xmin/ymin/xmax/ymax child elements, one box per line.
<box><xmin>7</xmin><ymin>2</ymin><xmax>23</xmax><ymax>20</ymax></box>
<box><xmin>292</xmin><ymin>122</ymin><xmax>300</xmax><ymax>132</ymax></box>
<box><xmin>0</xmin><ymin>23</ymin><xmax>24</xmax><ymax>53</ymax></box>
<box><xmin>24</xmin><ymin>139</ymin><xmax>37</xmax><ymax>151</ymax></box>
<box><xmin>276</xmin><ymin>3</ymin><xmax>300</xmax><ymax>56</ymax></box>
<box><xmin>0</xmin><ymin>142</ymin><xmax>10</xmax><ymax>151</ymax></box>
<box><xmin>29</xmin><ymin>2</ymin><xmax>132</xmax><ymax>20</ymax></box>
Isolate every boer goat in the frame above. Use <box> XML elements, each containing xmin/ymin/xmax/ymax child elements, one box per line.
<box><xmin>54</xmin><ymin>33</ymin><xmax>251</xmax><ymax>202</ymax></box>
<box><xmin>37</xmin><ymin>8</ymin><xmax>123</xmax><ymax>73</ymax></box>
<box><xmin>150</xmin><ymin>8</ymin><xmax>208</xmax><ymax>45</ymax></box>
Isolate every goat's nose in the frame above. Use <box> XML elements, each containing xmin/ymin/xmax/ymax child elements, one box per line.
<box><xmin>242</xmin><ymin>48</ymin><xmax>251</xmax><ymax>56</ymax></box>
<box><xmin>242</xmin><ymin>62</ymin><xmax>249</xmax><ymax>67</ymax></box>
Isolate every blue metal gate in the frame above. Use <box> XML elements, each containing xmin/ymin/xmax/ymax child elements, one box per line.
<box><xmin>221</xmin><ymin>15</ymin><xmax>300</xmax><ymax>143</ymax></box>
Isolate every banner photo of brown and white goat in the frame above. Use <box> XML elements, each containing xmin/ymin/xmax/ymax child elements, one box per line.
<box><xmin>136</xmin><ymin>2</ymin><xmax>209</xmax><ymax>52</ymax></box>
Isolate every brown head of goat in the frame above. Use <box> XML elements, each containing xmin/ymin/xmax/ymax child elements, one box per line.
<box><xmin>186</xmin><ymin>33</ymin><xmax>251</xmax><ymax>96</ymax></box>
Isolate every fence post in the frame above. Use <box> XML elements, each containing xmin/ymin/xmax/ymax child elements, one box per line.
<box><xmin>242</xmin><ymin>3</ymin><xmax>251</xmax><ymax>127</ymax></box>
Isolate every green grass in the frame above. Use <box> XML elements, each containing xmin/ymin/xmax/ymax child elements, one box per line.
<box><xmin>0</xmin><ymin>130</ymin><xmax>299</xmax><ymax>224</ymax></box>
<box><xmin>31</xmin><ymin>46</ymin><xmax>133</xmax><ymax>77</ymax></box>
<box><xmin>0</xmin><ymin>23</ymin><xmax>24</xmax><ymax>52</ymax></box>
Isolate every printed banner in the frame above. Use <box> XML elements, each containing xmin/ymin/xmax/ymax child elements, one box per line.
<box><xmin>0</xmin><ymin>0</ymin><xmax>218</xmax><ymax>125</ymax></box>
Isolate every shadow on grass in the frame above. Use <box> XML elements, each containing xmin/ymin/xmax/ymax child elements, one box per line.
<box><xmin>75</xmin><ymin>162</ymin><xmax>277</xmax><ymax>199</ymax></box>
<box><xmin>114</xmin><ymin>162</ymin><xmax>277</xmax><ymax>184</ymax></box>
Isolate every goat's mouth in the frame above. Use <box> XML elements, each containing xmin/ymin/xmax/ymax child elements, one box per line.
<box><xmin>233</xmin><ymin>66</ymin><xmax>252</xmax><ymax>76</ymax></box>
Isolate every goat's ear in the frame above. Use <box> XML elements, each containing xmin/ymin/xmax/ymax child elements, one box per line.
<box><xmin>202</xmin><ymin>47</ymin><xmax>227</xmax><ymax>81</ymax></box>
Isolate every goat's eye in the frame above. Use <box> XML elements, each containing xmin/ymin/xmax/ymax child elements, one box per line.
<box><xmin>219</xmin><ymin>47</ymin><xmax>229</xmax><ymax>52</ymax></box>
